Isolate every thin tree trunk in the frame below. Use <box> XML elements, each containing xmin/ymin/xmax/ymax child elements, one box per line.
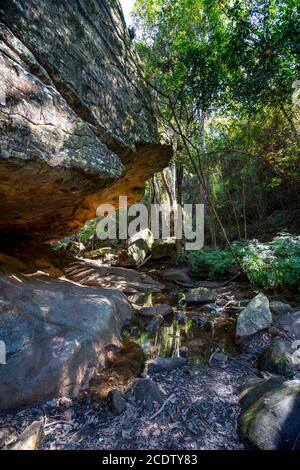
<box><xmin>161</xmin><ymin>169</ymin><xmax>175</xmax><ymax>207</ymax></box>
<box><xmin>242</xmin><ymin>181</ymin><xmax>247</xmax><ymax>239</ymax></box>
<box><xmin>227</xmin><ymin>190</ymin><xmax>241</xmax><ymax>240</ymax></box>
<box><xmin>161</xmin><ymin>169</ymin><xmax>175</xmax><ymax>236</ymax></box>
<box><xmin>176</xmin><ymin>161</ymin><xmax>183</xmax><ymax>207</ymax></box>
<box><xmin>175</xmin><ymin>160</ymin><xmax>184</xmax><ymax>252</ymax></box>
<box><xmin>198</xmin><ymin>108</ymin><xmax>207</xmax><ymax>206</ymax></box>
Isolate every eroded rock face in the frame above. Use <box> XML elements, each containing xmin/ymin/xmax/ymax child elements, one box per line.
<box><xmin>0</xmin><ymin>273</ymin><xmax>132</xmax><ymax>411</ymax></box>
<box><xmin>0</xmin><ymin>0</ymin><xmax>172</xmax><ymax>240</ymax></box>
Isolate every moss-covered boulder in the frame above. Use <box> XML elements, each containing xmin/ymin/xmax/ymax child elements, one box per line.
<box><xmin>186</xmin><ymin>287</ymin><xmax>217</xmax><ymax>304</ymax></box>
<box><xmin>258</xmin><ymin>339</ymin><xmax>298</xmax><ymax>379</ymax></box>
<box><xmin>151</xmin><ymin>238</ymin><xmax>177</xmax><ymax>259</ymax></box>
<box><xmin>238</xmin><ymin>378</ymin><xmax>300</xmax><ymax>449</ymax></box>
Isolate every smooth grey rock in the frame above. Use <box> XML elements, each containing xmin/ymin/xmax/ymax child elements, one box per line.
<box><xmin>147</xmin><ymin>356</ymin><xmax>187</xmax><ymax>374</ymax></box>
<box><xmin>0</xmin><ymin>274</ymin><xmax>132</xmax><ymax>411</ymax></box>
<box><xmin>236</xmin><ymin>293</ymin><xmax>272</xmax><ymax>339</ymax></box>
<box><xmin>270</xmin><ymin>301</ymin><xmax>293</xmax><ymax>316</ymax></box>
<box><xmin>238</xmin><ymin>378</ymin><xmax>300</xmax><ymax>449</ymax></box>
<box><xmin>108</xmin><ymin>390</ymin><xmax>127</xmax><ymax>416</ymax></box>
<box><xmin>186</xmin><ymin>287</ymin><xmax>217</xmax><ymax>304</ymax></box>
<box><xmin>133</xmin><ymin>379</ymin><xmax>166</xmax><ymax>412</ymax></box>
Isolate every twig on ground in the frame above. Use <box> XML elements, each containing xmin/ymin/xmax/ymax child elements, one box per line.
<box><xmin>137</xmin><ymin>255</ymin><xmax>152</xmax><ymax>270</ymax></box>
<box><xmin>149</xmin><ymin>394</ymin><xmax>176</xmax><ymax>421</ymax></box>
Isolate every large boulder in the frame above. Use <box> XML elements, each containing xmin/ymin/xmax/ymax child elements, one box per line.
<box><xmin>238</xmin><ymin>378</ymin><xmax>300</xmax><ymax>449</ymax></box>
<box><xmin>236</xmin><ymin>293</ymin><xmax>272</xmax><ymax>340</ymax></box>
<box><xmin>0</xmin><ymin>274</ymin><xmax>132</xmax><ymax>411</ymax></box>
<box><xmin>0</xmin><ymin>1</ymin><xmax>171</xmax><ymax>241</ymax></box>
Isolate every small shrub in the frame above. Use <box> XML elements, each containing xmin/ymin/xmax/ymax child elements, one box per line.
<box><xmin>189</xmin><ymin>247</ymin><xmax>235</xmax><ymax>279</ymax></box>
<box><xmin>189</xmin><ymin>232</ymin><xmax>300</xmax><ymax>289</ymax></box>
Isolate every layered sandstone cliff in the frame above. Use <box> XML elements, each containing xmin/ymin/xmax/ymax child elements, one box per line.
<box><xmin>0</xmin><ymin>0</ymin><xmax>171</xmax><ymax>241</ymax></box>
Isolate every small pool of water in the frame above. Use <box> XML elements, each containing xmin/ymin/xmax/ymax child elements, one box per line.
<box><xmin>124</xmin><ymin>291</ymin><xmax>237</xmax><ymax>364</ymax></box>
<box><xmin>91</xmin><ymin>290</ymin><xmax>239</xmax><ymax>398</ymax></box>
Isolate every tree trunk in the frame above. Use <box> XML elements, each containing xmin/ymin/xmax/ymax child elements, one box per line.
<box><xmin>242</xmin><ymin>181</ymin><xmax>247</xmax><ymax>239</ymax></box>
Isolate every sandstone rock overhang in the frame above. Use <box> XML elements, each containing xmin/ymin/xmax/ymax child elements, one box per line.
<box><xmin>0</xmin><ymin>0</ymin><xmax>172</xmax><ymax>241</ymax></box>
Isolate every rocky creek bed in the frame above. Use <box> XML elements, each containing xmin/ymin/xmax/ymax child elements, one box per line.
<box><xmin>2</xmin><ymin>267</ymin><xmax>299</xmax><ymax>451</ymax></box>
